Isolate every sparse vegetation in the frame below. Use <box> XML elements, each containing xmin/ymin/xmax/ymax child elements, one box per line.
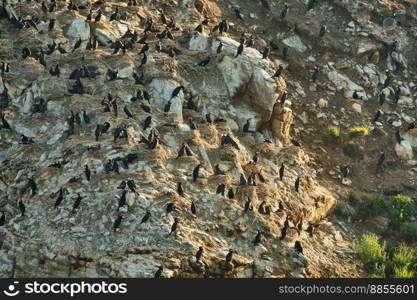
<box><xmin>354</xmin><ymin>235</ymin><xmax>417</xmax><ymax>278</ymax></box>
<box><xmin>328</xmin><ymin>126</ymin><xmax>340</xmax><ymax>140</ymax></box>
<box><xmin>362</xmin><ymin>194</ymin><xmax>385</xmax><ymax>217</ymax></box>
<box><xmin>389</xmin><ymin>194</ymin><xmax>415</xmax><ymax>227</ymax></box>
<box><xmin>401</xmin><ymin>223</ymin><xmax>417</xmax><ymax>243</ymax></box>
<box><xmin>347</xmin><ymin>126</ymin><xmax>370</xmax><ymax>139</ymax></box>
<box><xmin>343</xmin><ymin>141</ymin><xmax>359</xmax><ymax>157</ymax></box>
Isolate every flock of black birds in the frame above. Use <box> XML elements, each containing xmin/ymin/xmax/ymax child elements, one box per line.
<box><xmin>0</xmin><ymin>0</ymin><xmax>413</xmax><ymax>278</ymax></box>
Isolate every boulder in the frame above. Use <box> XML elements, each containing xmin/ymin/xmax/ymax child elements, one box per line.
<box><xmin>67</xmin><ymin>19</ymin><xmax>90</xmax><ymax>40</ymax></box>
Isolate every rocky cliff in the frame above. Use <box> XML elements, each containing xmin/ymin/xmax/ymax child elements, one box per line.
<box><xmin>0</xmin><ymin>0</ymin><xmax>416</xmax><ymax>278</ymax></box>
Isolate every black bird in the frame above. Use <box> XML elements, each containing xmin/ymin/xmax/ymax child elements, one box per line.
<box><xmin>225</xmin><ymin>249</ymin><xmax>234</xmax><ymax>264</ymax></box>
<box><xmin>22</xmin><ymin>47</ymin><xmax>31</xmax><ymax>59</ymax></box>
<box><xmin>294</xmin><ymin>241</ymin><xmax>303</xmax><ymax>254</ymax></box>
<box><xmin>191</xmin><ymin>201</ymin><xmax>196</xmax><ymax>215</ymax></box>
<box><xmin>379</xmin><ymin>92</ymin><xmax>386</xmax><ymax>105</ymax></box>
<box><xmin>54</xmin><ymin>189</ymin><xmax>64</xmax><ymax>208</ymax></box>
<box><xmin>319</xmin><ymin>25</ymin><xmax>327</xmax><ymax>38</ymax></box>
<box><xmin>140</xmin><ymin>53</ymin><xmax>147</xmax><ymax>66</ymax></box>
<box><xmin>312</xmin><ymin>67</ymin><xmax>319</xmax><ymax>82</ymax></box>
<box><xmin>278</xmin><ymin>201</ymin><xmax>284</xmax><ymax>211</ymax></box>
<box><xmin>141</xmin><ymin>211</ymin><xmax>151</xmax><ymax>224</ymax></box>
<box><xmin>118</xmin><ymin>191</ymin><xmax>127</xmax><ymax>209</ymax></box>
<box><xmin>205</xmin><ymin>113</ymin><xmax>213</xmax><ymax>124</ymax></box>
<box><xmin>244</xmin><ymin>198</ymin><xmax>252</xmax><ymax>212</ymax></box>
<box><xmin>164</xmin><ymin>101</ymin><xmax>171</xmax><ymax>113</ymax></box>
<box><xmin>273</xmin><ymin>65</ymin><xmax>284</xmax><ymax>78</ymax></box>
<box><xmin>376</xmin><ymin>152</ymin><xmax>385</xmax><ymax>173</ymax></box>
<box><xmin>280</xmin><ymin>226</ymin><xmax>287</xmax><ymax>240</ymax></box>
<box><xmin>281</xmin><ymin>3</ymin><xmax>289</xmax><ymax>18</ymax></box>
<box><xmin>143</xmin><ymin>116</ymin><xmax>152</xmax><ymax>130</ymax></box>
<box><xmin>394</xmin><ymin>87</ymin><xmax>401</xmax><ymax>103</ymax></box>
<box><xmin>269</xmin><ymin>40</ymin><xmax>279</xmax><ymax>51</ymax></box>
<box><xmin>72</xmin><ymin>38</ymin><xmax>82</xmax><ymax>52</ymax></box>
<box><xmin>28</xmin><ymin>178</ymin><xmax>37</xmax><ymax>196</ymax></box>
<box><xmin>227</xmin><ymin>188</ymin><xmax>234</xmax><ymax>199</ymax></box>
<box><xmin>307</xmin><ymin>0</ymin><xmax>317</xmax><ymax>10</ymax></box>
<box><xmin>295</xmin><ymin>177</ymin><xmax>300</xmax><ymax>193</ymax></box>
<box><xmin>154</xmin><ymin>266</ymin><xmax>163</xmax><ymax>278</ymax></box>
<box><xmin>133</xmin><ymin>72</ymin><xmax>144</xmax><ymax>84</ymax></box>
<box><xmin>282</xmin><ymin>47</ymin><xmax>289</xmax><ymax>59</ymax></box>
<box><xmin>280</xmin><ymin>92</ymin><xmax>287</xmax><ymax>107</ymax></box>
<box><xmin>0</xmin><ymin>211</ymin><xmax>5</xmax><ymax>226</ymax></box>
<box><xmin>95</xmin><ymin>9</ymin><xmax>102</xmax><ymax>23</ymax></box>
<box><xmin>113</xmin><ymin>215</ymin><xmax>122</xmax><ymax>232</ymax></box>
<box><xmin>169</xmin><ymin>217</ymin><xmax>179</xmax><ymax>235</ymax></box>
<box><xmin>253</xmin><ymin>230</ymin><xmax>262</xmax><ymax>246</ymax></box>
<box><xmin>353</xmin><ymin>91</ymin><xmax>360</xmax><ymax>99</ymax></box>
<box><xmin>216</xmin><ymin>42</ymin><xmax>223</xmax><ymax>54</ymax></box>
<box><xmin>395</xmin><ymin>130</ymin><xmax>403</xmax><ymax>144</ymax></box>
<box><xmin>197</xmin><ymin>56</ymin><xmax>210</xmax><ymax>67</ymax></box>
<box><xmin>107</xmin><ymin>69</ymin><xmax>118</xmax><ymax>81</ymax></box>
<box><xmin>383</xmin><ymin>73</ymin><xmax>391</xmax><ymax>88</ymax></box>
<box><xmin>307</xmin><ymin>222</ymin><xmax>314</xmax><ymax>237</ymax></box>
<box><xmin>95</xmin><ymin>125</ymin><xmax>102</xmax><ymax>141</ymax></box>
<box><xmin>18</xmin><ymin>201</ymin><xmax>26</xmax><ymax>217</ymax></box>
<box><xmin>406</xmin><ymin>122</ymin><xmax>415</xmax><ymax>131</ymax></box>
<box><xmin>110</xmin><ymin>8</ymin><xmax>119</xmax><ymax>21</ymax></box>
<box><xmin>49</xmin><ymin>65</ymin><xmax>60</xmax><ymax>77</ymax></box>
<box><xmin>297</xmin><ymin>219</ymin><xmax>303</xmax><ymax>235</ymax></box>
<box><xmin>48</xmin><ymin>19</ymin><xmax>55</xmax><ymax>31</ymax></box>
<box><xmin>1</xmin><ymin>113</ymin><xmax>10</xmax><ymax>129</ymax></box>
<box><xmin>260</xmin><ymin>0</ymin><xmax>271</xmax><ymax>10</ymax></box>
<box><xmin>216</xmin><ymin>184</ymin><xmax>226</xmax><ymax>196</ymax></box>
<box><xmin>240</xmin><ymin>174</ymin><xmax>247</xmax><ymax>186</ymax></box>
<box><xmin>196</xmin><ymin>247</ymin><xmax>204</xmax><ymax>263</ymax></box>
<box><xmin>177</xmin><ymin>183</ymin><xmax>185</xmax><ymax>197</ymax></box>
<box><xmin>127</xmin><ymin>180</ymin><xmax>138</xmax><ymax>193</ymax></box>
<box><xmin>124</xmin><ymin>106</ymin><xmax>134</xmax><ymax>118</ymax></box>
<box><xmin>243</xmin><ymin>119</ymin><xmax>251</xmax><ymax>133</ymax></box>
<box><xmin>279</xmin><ymin>163</ymin><xmax>285</xmax><ymax>180</ymax></box>
<box><xmin>221</xmin><ymin>134</ymin><xmax>240</xmax><ymax>150</ymax></box>
<box><xmin>72</xmin><ymin>194</ymin><xmax>82</xmax><ymax>212</ymax></box>
<box><xmin>340</xmin><ymin>166</ymin><xmax>350</xmax><ymax>178</ymax></box>
<box><xmin>372</xmin><ymin>110</ymin><xmax>382</xmax><ymax>124</ymax></box>
<box><xmin>236</xmin><ymin>42</ymin><xmax>244</xmax><ymax>57</ymax></box>
<box><xmin>84</xmin><ymin>165</ymin><xmax>91</xmax><ymax>181</ymax></box>
<box><xmin>170</xmin><ymin>86</ymin><xmax>184</xmax><ymax>100</ymax></box>
<box><xmin>194</xmin><ymin>23</ymin><xmax>203</xmax><ymax>33</ymax></box>
<box><xmin>86</xmin><ymin>9</ymin><xmax>93</xmax><ymax>21</ymax></box>
<box><xmin>57</xmin><ymin>43</ymin><xmax>67</xmax><ymax>54</ymax></box>
<box><xmin>262</xmin><ymin>47</ymin><xmax>270</xmax><ymax>59</ymax></box>
<box><xmin>166</xmin><ymin>203</ymin><xmax>175</xmax><ymax>214</ymax></box>
<box><xmin>82</xmin><ymin>110</ymin><xmax>90</xmax><ymax>124</ymax></box>
<box><xmin>193</xmin><ymin>164</ymin><xmax>201</xmax><ymax>181</ymax></box>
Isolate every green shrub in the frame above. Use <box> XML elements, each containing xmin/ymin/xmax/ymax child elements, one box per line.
<box><xmin>353</xmin><ymin>234</ymin><xmax>387</xmax><ymax>269</ymax></box>
<box><xmin>401</xmin><ymin>223</ymin><xmax>417</xmax><ymax>243</ymax></box>
<box><xmin>348</xmin><ymin>126</ymin><xmax>370</xmax><ymax>139</ymax></box>
<box><xmin>393</xmin><ymin>266</ymin><xmax>414</xmax><ymax>278</ymax></box>
<box><xmin>390</xmin><ymin>194</ymin><xmax>415</xmax><ymax>226</ymax></box>
<box><xmin>343</xmin><ymin>141</ymin><xmax>359</xmax><ymax>157</ymax></box>
<box><xmin>328</xmin><ymin>126</ymin><xmax>340</xmax><ymax>140</ymax></box>
<box><xmin>362</xmin><ymin>194</ymin><xmax>385</xmax><ymax>217</ymax></box>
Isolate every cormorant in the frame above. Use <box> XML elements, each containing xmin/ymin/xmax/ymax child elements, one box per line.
<box><xmin>243</xmin><ymin>119</ymin><xmax>251</xmax><ymax>133</ymax></box>
<box><xmin>294</xmin><ymin>241</ymin><xmax>303</xmax><ymax>254</ymax></box>
<box><xmin>307</xmin><ymin>222</ymin><xmax>314</xmax><ymax>237</ymax></box>
<box><xmin>376</xmin><ymin>152</ymin><xmax>385</xmax><ymax>173</ymax></box>
<box><xmin>216</xmin><ymin>184</ymin><xmax>226</xmax><ymax>196</ymax></box>
<box><xmin>143</xmin><ymin>116</ymin><xmax>152</xmax><ymax>130</ymax></box>
<box><xmin>72</xmin><ymin>38</ymin><xmax>82</xmax><ymax>52</ymax></box>
<box><xmin>279</xmin><ymin>163</ymin><xmax>285</xmax><ymax>180</ymax></box>
<box><xmin>191</xmin><ymin>201</ymin><xmax>196</xmax><ymax>215</ymax></box>
<box><xmin>319</xmin><ymin>25</ymin><xmax>326</xmax><ymax>38</ymax></box>
<box><xmin>273</xmin><ymin>65</ymin><xmax>284</xmax><ymax>78</ymax></box>
<box><xmin>227</xmin><ymin>188</ymin><xmax>234</xmax><ymax>199</ymax></box>
<box><xmin>225</xmin><ymin>249</ymin><xmax>234</xmax><ymax>264</ymax></box>
<box><xmin>113</xmin><ymin>215</ymin><xmax>122</xmax><ymax>232</ymax></box>
<box><xmin>85</xmin><ymin>165</ymin><xmax>91</xmax><ymax>181</ymax></box>
<box><xmin>166</xmin><ymin>203</ymin><xmax>175</xmax><ymax>214</ymax></box>
<box><xmin>19</xmin><ymin>201</ymin><xmax>26</xmax><ymax>216</ymax></box>
<box><xmin>244</xmin><ymin>198</ymin><xmax>252</xmax><ymax>212</ymax></box>
<box><xmin>193</xmin><ymin>165</ymin><xmax>201</xmax><ymax>181</ymax></box>
<box><xmin>280</xmin><ymin>3</ymin><xmax>289</xmax><ymax>18</ymax></box>
<box><xmin>170</xmin><ymin>86</ymin><xmax>184</xmax><ymax>100</ymax></box>
<box><xmin>253</xmin><ymin>230</ymin><xmax>262</xmax><ymax>246</ymax></box>
<box><xmin>154</xmin><ymin>266</ymin><xmax>163</xmax><ymax>278</ymax></box>
<box><xmin>177</xmin><ymin>183</ymin><xmax>185</xmax><ymax>197</ymax></box>
<box><xmin>295</xmin><ymin>177</ymin><xmax>300</xmax><ymax>193</ymax></box>
<box><xmin>169</xmin><ymin>217</ymin><xmax>179</xmax><ymax>235</ymax></box>
<box><xmin>110</xmin><ymin>8</ymin><xmax>119</xmax><ymax>21</ymax></box>
<box><xmin>262</xmin><ymin>47</ymin><xmax>270</xmax><ymax>59</ymax></box>
<box><xmin>72</xmin><ymin>194</ymin><xmax>82</xmax><ymax>212</ymax></box>
<box><xmin>280</xmin><ymin>226</ymin><xmax>287</xmax><ymax>240</ymax></box>
<box><xmin>141</xmin><ymin>211</ymin><xmax>151</xmax><ymax>223</ymax></box>
<box><xmin>196</xmin><ymin>247</ymin><xmax>203</xmax><ymax>263</ymax></box>
<box><xmin>236</xmin><ymin>42</ymin><xmax>244</xmax><ymax>57</ymax></box>
<box><xmin>28</xmin><ymin>178</ymin><xmax>37</xmax><ymax>196</ymax></box>
<box><xmin>372</xmin><ymin>110</ymin><xmax>382</xmax><ymax>124</ymax></box>
<box><xmin>95</xmin><ymin>9</ymin><xmax>102</xmax><ymax>23</ymax></box>
<box><xmin>124</xmin><ymin>106</ymin><xmax>134</xmax><ymax>118</ymax></box>
<box><xmin>95</xmin><ymin>125</ymin><xmax>101</xmax><ymax>141</ymax></box>
<box><xmin>0</xmin><ymin>212</ymin><xmax>4</xmax><ymax>226</ymax></box>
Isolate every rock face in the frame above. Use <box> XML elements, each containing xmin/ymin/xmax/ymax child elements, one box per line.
<box><xmin>9</xmin><ymin>0</ymin><xmax>417</xmax><ymax>279</ymax></box>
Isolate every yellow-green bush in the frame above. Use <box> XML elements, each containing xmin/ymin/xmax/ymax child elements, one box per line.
<box><xmin>390</xmin><ymin>194</ymin><xmax>415</xmax><ymax>226</ymax></box>
<box><xmin>348</xmin><ymin>126</ymin><xmax>370</xmax><ymax>139</ymax></box>
<box><xmin>328</xmin><ymin>126</ymin><xmax>340</xmax><ymax>139</ymax></box>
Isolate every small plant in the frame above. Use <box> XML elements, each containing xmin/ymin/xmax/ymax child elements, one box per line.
<box><xmin>348</xmin><ymin>126</ymin><xmax>370</xmax><ymax>139</ymax></box>
<box><xmin>343</xmin><ymin>141</ymin><xmax>359</xmax><ymax>157</ymax></box>
<box><xmin>362</xmin><ymin>194</ymin><xmax>386</xmax><ymax>217</ymax></box>
<box><xmin>353</xmin><ymin>234</ymin><xmax>387</xmax><ymax>270</ymax></box>
<box><xmin>401</xmin><ymin>223</ymin><xmax>417</xmax><ymax>243</ymax></box>
<box><xmin>393</xmin><ymin>266</ymin><xmax>414</xmax><ymax>278</ymax></box>
<box><xmin>328</xmin><ymin>126</ymin><xmax>340</xmax><ymax>140</ymax></box>
<box><xmin>390</xmin><ymin>194</ymin><xmax>415</xmax><ymax>226</ymax></box>
<box><xmin>392</xmin><ymin>244</ymin><xmax>415</xmax><ymax>269</ymax></box>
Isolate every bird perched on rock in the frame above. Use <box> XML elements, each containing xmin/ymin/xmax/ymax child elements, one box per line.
<box><xmin>141</xmin><ymin>211</ymin><xmax>151</xmax><ymax>224</ymax></box>
<box><xmin>294</xmin><ymin>241</ymin><xmax>303</xmax><ymax>254</ymax></box>
<box><xmin>19</xmin><ymin>201</ymin><xmax>26</xmax><ymax>216</ymax></box>
<box><xmin>113</xmin><ymin>215</ymin><xmax>122</xmax><ymax>232</ymax></box>
<box><xmin>253</xmin><ymin>230</ymin><xmax>262</xmax><ymax>246</ymax></box>
<box><xmin>169</xmin><ymin>217</ymin><xmax>179</xmax><ymax>235</ymax></box>
<box><xmin>84</xmin><ymin>165</ymin><xmax>91</xmax><ymax>181</ymax></box>
<box><xmin>196</xmin><ymin>246</ymin><xmax>204</xmax><ymax>263</ymax></box>
<box><xmin>225</xmin><ymin>249</ymin><xmax>234</xmax><ymax>264</ymax></box>
<box><xmin>154</xmin><ymin>266</ymin><xmax>163</xmax><ymax>278</ymax></box>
